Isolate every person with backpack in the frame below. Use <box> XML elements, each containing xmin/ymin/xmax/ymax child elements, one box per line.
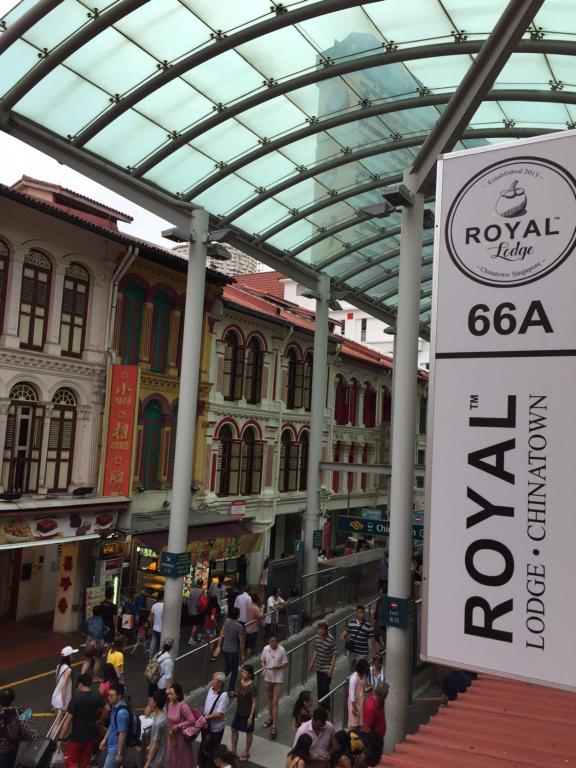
<box><xmin>187</xmin><ymin>579</ymin><xmax>207</xmax><ymax>646</ymax></box>
<box><xmin>82</xmin><ymin>606</ymin><xmax>107</xmax><ymax>681</ymax></box>
<box><xmin>99</xmin><ymin>682</ymin><xmax>140</xmax><ymax>768</ymax></box>
<box><xmin>144</xmin><ymin>638</ymin><xmax>174</xmax><ymax>717</ymax></box>
<box><xmin>166</xmin><ymin>683</ymin><xmax>197</xmax><ymax>768</ymax></box>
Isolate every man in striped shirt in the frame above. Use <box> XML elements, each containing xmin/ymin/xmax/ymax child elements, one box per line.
<box><xmin>341</xmin><ymin>605</ymin><xmax>376</xmax><ymax>673</ymax></box>
<box><xmin>308</xmin><ymin>621</ymin><xmax>336</xmax><ymax>705</ymax></box>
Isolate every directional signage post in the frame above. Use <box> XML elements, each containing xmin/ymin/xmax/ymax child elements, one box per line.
<box><xmin>159</xmin><ymin>551</ymin><xmax>191</xmax><ymax>578</ymax></box>
<box><xmin>337</xmin><ymin>515</ymin><xmax>424</xmax><ymax>543</ymax></box>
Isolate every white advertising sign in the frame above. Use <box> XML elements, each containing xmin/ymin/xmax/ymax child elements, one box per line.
<box><xmin>423</xmin><ymin>130</ymin><xmax>576</xmax><ymax>691</ymax></box>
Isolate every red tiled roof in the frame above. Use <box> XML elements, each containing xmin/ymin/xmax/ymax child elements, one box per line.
<box><xmin>234</xmin><ymin>270</ymin><xmax>285</xmax><ymax>298</ymax></box>
<box><xmin>11</xmin><ymin>175</ymin><xmax>133</xmax><ymax>222</ymax></box>
<box><xmin>382</xmin><ymin>675</ymin><xmax>576</xmax><ymax>767</ymax></box>
<box><xmin>0</xmin><ymin>183</ymin><xmax>230</xmax><ymax>285</ymax></box>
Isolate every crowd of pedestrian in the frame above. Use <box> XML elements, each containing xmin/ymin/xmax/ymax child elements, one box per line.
<box><xmin>1</xmin><ymin>553</ymin><xmax>397</xmax><ymax>768</ymax></box>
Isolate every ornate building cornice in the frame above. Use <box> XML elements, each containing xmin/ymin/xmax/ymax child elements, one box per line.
<box><xmin>0</xmin><ymin>351</ymin><xmax>106</xmax><ymax>382</ymax></box>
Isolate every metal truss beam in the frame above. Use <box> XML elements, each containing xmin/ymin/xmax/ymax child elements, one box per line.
<box><xmin>315</xmin><ymin>227</ymin><xmax>401</xmax><ymax>271</ymax></box>
<box><xmin>2</xmin><ymin>114</ymin><xmax>193</xmax><ymax>228</ymax></box>
<box><xmin>134</xmin><ymin>38</ymin><xmax>573</xmax><ymax>180</ymax></box>
<box><xmin>409</xmin><ymin>0</ymin><xmax>545</xmax><ymax>194</ymax></box>
<box><xmin>256</xmin><ymin>173</ymin><xmax>404</xmax><ymax>244</ymax></box>
<box><xmin>354</xmin><ymin>238</ymin><xmax>435</xmax><ymax>294</ymax></box>
<box><xmin>222</xmin><ymin>127</ymin><xmax>550</xmax><ymax>226</ymax></box>
<box><xmin>371</xmin><ymin>258</ymin><xmax>434</xmax><ymax>306</ymax></box>
<box><xmin>2</xmin><ymin>0</ymin><xmax>148</xmax><ymax>111</ymax></box>
<box><xmin>289</xmin><ymin>214</ymin><xmax>374</xmax><ymax>258</ymax></box>
<box><xmin>0</xmin><ymin>0</ymin><xmax>64</xmax><ymax>57</ymax></box>
<box><xmin>72</xmin><ymin>0</ymin><xmax>382</xmax><ymax>147</ymax></box>
<box><xmin>182</xmin><ymin>90</ymin><xmax>569</xmax><ymax>202</ymax></box>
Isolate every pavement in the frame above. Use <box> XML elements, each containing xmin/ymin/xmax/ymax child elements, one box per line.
<box><xmin>0</xmin><ymin>609</ymin><xmax>442</xmax><ymax>768</ymax></box>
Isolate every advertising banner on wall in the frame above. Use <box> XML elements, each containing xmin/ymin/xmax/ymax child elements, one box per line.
<box><xmin>423</xmin><ymin>130</ymin><xmax>576</xmax><ymax>691</ymax></box>
<box><xmin>102</xmin><ymin>365</ymin><xmax>140</xmax><ymax>497</ymax></box>
<box><xmin>0</xmin><ymin>507</ymin><xmax>117</xmax><ymax>549</ymax></box>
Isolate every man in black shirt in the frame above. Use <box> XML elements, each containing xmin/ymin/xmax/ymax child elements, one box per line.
<box><xmin>63</xmin><ymin>673</ymin><xmax>105</xmax><ymax>768</ymax></box>
<box><xmin>99</xmin><ymin>587</ymin><xmax>118</xmax><ymax>642</ymax></box>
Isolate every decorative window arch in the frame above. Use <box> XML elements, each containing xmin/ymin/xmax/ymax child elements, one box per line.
<box><xmin>119</xmin><ymin>282</ymin><xmax>144</xmax><ymax>364</ymax></box>
<box><xmin>19</xmin><ymin>250</ymin><xmax>52</xmax><ymax>350</ymax></box>
<box><xmin>286</xmin><ymin>347</ymin><xmax>304</xmax><ymax>409</ymax></box>
<box><xmin>139</xmin><ymin>400</ymin><xmax>163</xmax><ymax>489</ymax></box>
<box><xmin>2</xmin><ymin>382</ymin><xmax>44</xmax><ymax>493</ymax></box>
<box><xmin>279</xmin><ymin>428</ymin><xmax>299</xmax><ymax>492</ymax></box>
<box><xmin>363</xmin><ymin>383</ymin><xmax>376</xmax><ymax>427</ymax></box>
<box><xmin>45</xmin><ymin>388</ymin><xmax>77</xmax><ymax>491</ymax></box>
<box><xmin>240</xmin><ymin>425</ymin><xmax>263</xmax><ymax>495</ymax></box>
<box><xmin>245</xmin><ymin>336</ymin><xmax>264</xmax><ymax>405</ymax></box>
<box><xmin>217</xmin><ymin>423</ymin><xmax>241</xmax><ymax>496</ymax></box>
<box><xmin>382</xmin><ymin>388</ymin><xmax>392</xmax><ymax>424</ymax></box>
<box><xmin>298</xmin><ymin>429</ymin><xmax>309</xmax><ymax>492</ymax></box>
<box><xmin>303</xmin><ymin>353</ymin><xmax>313</xmax><ymax>412</ymax></box>
<box><xmin>349</xmin><ymin>379</ymin><xmax>358</xmax><ymax>426</ymax></box>
<box><xmin>150</xmin><ymin>291</ymin><xmax>171</xmax><ymax>373</ymax></box>
<box><xmin>0</xmin><ymin>238</ymin><xmax>9</xmax><ymax>336</ymax></box>
<box><xmin>60</xmin><ymin>263</ymin><xmax>90</xmax><ymax>357</ymax></box>
<box><xmin>334</xmin><ymin>376</ymin><xmax>349</xmax><ymax>425</ymax></box>
<box><xmin>223</xmin><ymin>330</ymin><xmax>245</xmax><ymax>401</ymax></box>
<box><xmin>167</xmin><ymin>403</ymin><xmax>178</xmax><ymax>484</ymax></box>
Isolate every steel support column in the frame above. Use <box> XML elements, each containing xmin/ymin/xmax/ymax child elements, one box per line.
<box><xmin>384</xmin><ymin>191</ymin><xmax>423</xmax><ymax>751</ymax></box>
<box><xmin>303</xmin><ymin>274</ymin><xmax>330</xmax><ymax>576</ymax></box>
<box><xmin>161</xmin><ymin>208</ymin><xmax>209</xmax><ymax>656</ymax></box>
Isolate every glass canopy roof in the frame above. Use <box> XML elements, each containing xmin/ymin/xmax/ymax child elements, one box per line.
<box><xmin>1</xmin><ymin>0</ymin><xmax>574</xmax><ymax>335</ymax></box>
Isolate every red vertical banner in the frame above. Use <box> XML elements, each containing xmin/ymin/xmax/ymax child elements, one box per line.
<box><xmin>102</xmin><ymin>365</ymin><xmax>139</xmax><ymax>497</ymax></box>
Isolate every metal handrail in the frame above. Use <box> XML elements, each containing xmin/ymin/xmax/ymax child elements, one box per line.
<box><xmin>176</xmin><ymin>575</ymin><xmax>348</xmax><ymax>662</ymax></box>
<box><xmin>302</xmin><ymin>566</ymin><xmax>339</xmax><ymax>578</ymax></box>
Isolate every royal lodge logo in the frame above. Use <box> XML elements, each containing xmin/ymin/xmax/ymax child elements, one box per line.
<box><xmin>445</xmin><ymin>156</ymin><xmax>576</xmax><ymax>287</ymax></box>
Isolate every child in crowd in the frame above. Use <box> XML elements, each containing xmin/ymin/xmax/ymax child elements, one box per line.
<box><xmin>106</xmin><ymin>637</ymin><xmax>125</xmax><ymax>680</ymax></box>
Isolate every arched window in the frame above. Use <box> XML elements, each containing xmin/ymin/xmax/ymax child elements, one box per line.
<box><xmin>45</xmin><ymin>388</ymin><xmax>77</xmax><ymax>491</ymax></box>
<box><xmin>2</xmin><ymin>383</ymin><xmax>44</xmax><ymax>493</ymax></box>
<box><xmin>139</xmin><ymin>400</ymin><xmax>163</xmax><ymax>489</ymax></box>
<box><xmin>0</xmin><ymin>239</ymin><xmax>9</xmax><ymax>335</ymax></box>
<box><xmin>19</xmin><ymin>251</ymin><xmax>52</xmax><ymax>350</ymax></box>
<box><xmin>334</xmin><ymin>376</ymin><xmax>349</xmax><ymax>425</ymax></box>
<box><xmin>167</xmin><ymin>404</ymin><xmax>178</xmax><ymax>484</ymax></box>
<box><xmin>298</xmin><ymin>430</ymin><xmax>309</xmax><ymax>492</ymax></box>
<box><xmin>240</xmin><ymin>427</ymin><xmax>263</xmax><ymax>495</ymax></box>
<box><xmin>245</xmin><ymin>337</ymin><xmax>264</xmax><ymax>405</ymax></box>
<box><xmin>119</xmin><ymin>282</ymin><xmax>144</xmax><ymax>364</ymax></box>
<box><xmin>150</xmin><ymin>292</ymin><xmax>171</xmax><ymax>373</ymax></box>
<box><xmin>382</xmin><ymin>388</ymin><xmax>392</xmax><ymax>424</ymax></box>
<box><xmin>349</xmin><ymin>379</ymin><xmax>358</xmax><ymax>426</ymax></box>
<box><xmin>332</xmin><ymin>441</ymin><xmax>341</xmax><ymax>493</ymax></box>
<box><xmin>279</xmin><ymin>429</ymin><xmax>298</xmax><ymax>492</ymax></box>
<box><xmin>303</xmin><ymin>353</ymin><xmax>313</xmax><ymax>412</ymax></box>
<box><xmin>286</xmin><ymin>348</ymin><xmax>304</xmax><ymax>409</ymax></box>
<box><xmin>218</xmin><ymin>424</ymin><xmax>241</xmax><ymax>496</ymax></box>
<box><xmin>363</xmin><ymin>384</ymin><xmax>376</xmax><ymax>427</ymax></box>
<box><xmin>223</xmin><ymin>331</ymin><xmax>245</xmax><ymax>401</ymax></box>
<box><xmin>60</xmin><ymin>263</ymin><xmax>89</xmax><ymax>357</ymax></box>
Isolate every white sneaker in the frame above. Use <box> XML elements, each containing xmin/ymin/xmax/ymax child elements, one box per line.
<box><xmin>188</xmin><ymin>638</ymin><xmax>197</xmax><ymax>645</ymax></box>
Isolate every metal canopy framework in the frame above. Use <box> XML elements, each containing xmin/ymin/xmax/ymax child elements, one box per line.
<box><xmin>0</xmin><ymin>0</ymin><xmax>573</xmax><ymax>334</ymax></box>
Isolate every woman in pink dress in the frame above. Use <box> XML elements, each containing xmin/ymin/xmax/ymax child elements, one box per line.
<box><xmin>166</xmin><ymin>683</ymin><xmax>197</xmax><ymax>768</ymax></box>
<box><xmin>348</xmin><ymin>658</ymin><xmax>369</xmax><ymax>728</ymax></box>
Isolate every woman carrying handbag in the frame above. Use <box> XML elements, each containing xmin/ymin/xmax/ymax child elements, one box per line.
<box><xmin>166</xmin><ymin>684</ymin><xmax>198</xmax><ymax>768</ymax></box>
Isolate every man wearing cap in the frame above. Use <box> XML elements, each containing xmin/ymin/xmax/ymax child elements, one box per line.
<box><xmin>144</xmin><ymin>638</ymin><xmax>174</xmax><ymax>717</ymax></box>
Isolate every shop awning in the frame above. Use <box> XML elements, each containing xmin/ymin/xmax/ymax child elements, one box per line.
<box><xmin>137</xmin><ymin>521</ymin><xmax>253</xmax><ymax>554</ymax></box>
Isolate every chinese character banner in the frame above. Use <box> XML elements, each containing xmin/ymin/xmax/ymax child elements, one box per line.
<box><xmin>102</xmin><ymin>365</ymin><xmax>140</xmax><ymax>497</ymax></box>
